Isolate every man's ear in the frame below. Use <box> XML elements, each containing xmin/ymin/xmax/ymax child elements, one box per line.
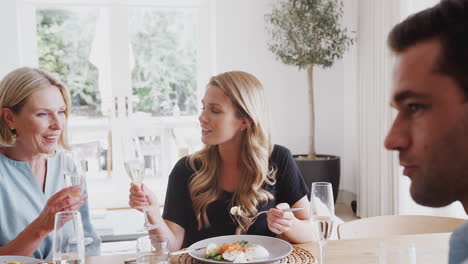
<box><xmin>0</xmin><ymin>108</ymin><xmax>16</xmax><ymax>130</ymax></box>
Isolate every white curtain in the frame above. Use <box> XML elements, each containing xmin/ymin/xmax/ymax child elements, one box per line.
<box><xmin>356</xmin><ymin>0</ymin><xmax>401</xmax><ymax>218</ymax></box>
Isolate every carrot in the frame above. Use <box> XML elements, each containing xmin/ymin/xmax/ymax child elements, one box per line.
<box><xmin>219</xmin><ymin>242</ymin><xmax>246</xmax><ymax>253</ymax></box>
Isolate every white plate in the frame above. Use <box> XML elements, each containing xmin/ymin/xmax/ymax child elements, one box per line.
<box><xmin>188</xmin><ymin>235</ymin><xmax>293</xmax><ymax>263</ymax></box>
<box><xmin>0</xmin><ymin>256</ymin><xmax>42</xmax><ymax>264</ymax></box>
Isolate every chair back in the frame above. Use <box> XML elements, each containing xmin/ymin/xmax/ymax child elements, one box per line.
<box><xmin>337</xmin><ymin>215</ymin><xmax>465</xmax><ymax>240</ymax></box>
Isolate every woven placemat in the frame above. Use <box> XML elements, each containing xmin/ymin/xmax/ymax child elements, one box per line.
<box><xmin>170</xmin><ymin>245</ymin><xmax>316</xmax><ymax>264</ymax></box>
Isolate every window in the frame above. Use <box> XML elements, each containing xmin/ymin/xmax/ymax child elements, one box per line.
<box><xmin>19</xmin><ymin>0</ymin><xmax>213</xmax><ymax>208</ymax></box>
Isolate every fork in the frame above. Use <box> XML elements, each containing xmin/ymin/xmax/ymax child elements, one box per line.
<box><xmin>238</xmin><ymin>207</ymin><xmax>303</xmax><ymax>220</ymax></box>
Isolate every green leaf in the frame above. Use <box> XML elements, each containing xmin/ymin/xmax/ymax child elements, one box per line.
<box><xmin>265</xmin><ymin>0</ymin><xmax>355</xmax><ymax>69</ymax></box>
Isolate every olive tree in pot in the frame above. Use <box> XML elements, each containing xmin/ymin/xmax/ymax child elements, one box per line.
<box><xmin>265</xmin><ymin>0</ymin><xmax>354</xmax><ymax>203</ymax></box>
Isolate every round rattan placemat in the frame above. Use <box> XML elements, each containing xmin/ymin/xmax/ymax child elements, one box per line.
<box><xmin>170</xmin><ymin>246</ymin><xmax>316</xmax><ymax>264</ymax></box>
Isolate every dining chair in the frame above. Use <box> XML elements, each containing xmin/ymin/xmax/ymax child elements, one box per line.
<box><xmin>337</xmin><ymin>215</ymin><xmax>466</xmax><ymax>240</ymax></box>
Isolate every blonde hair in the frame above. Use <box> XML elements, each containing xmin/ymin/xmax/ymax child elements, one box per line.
<box><xmin>188</xmin><ymin>71</ymin><xmax>276</xmax><ymax>230</ymax></box>
<box><xmin>0</xmin><ymin>67</ymin><xmax>71</xmax><ymax>148</ymax></box>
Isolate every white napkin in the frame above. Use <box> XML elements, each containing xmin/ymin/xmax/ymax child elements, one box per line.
<box><xmin>310</xmin><ymin>197</ymin><xmax>343</xmax><ymax>240</ymax></box>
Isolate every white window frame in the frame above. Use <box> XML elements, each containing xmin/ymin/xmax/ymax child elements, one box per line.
<box><xmin>15</xmin><ymin>0</ymin><xmax>215</xmax><ymax>208</ymax></box>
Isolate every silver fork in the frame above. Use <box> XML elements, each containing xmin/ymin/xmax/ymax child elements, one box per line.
<box><xmin>238</xmin><ymin>207</ymin><xmax>303</xmax><ymax>220</ymax></box>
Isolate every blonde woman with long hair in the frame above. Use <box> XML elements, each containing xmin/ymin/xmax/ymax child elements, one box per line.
<box><xmin>129</xmin><ymin>71</ymin><xmax>312</xmax><ymax>250</ymax></box>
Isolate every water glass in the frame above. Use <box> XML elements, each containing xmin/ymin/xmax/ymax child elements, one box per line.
<box><xmin>53</xmin><ymin>211</ymin><xmax>85</xmax><ymax>264</ymax></box>
<box><xmin>379</xmin><ymin>242</ymin><xmax>416</xmax><ymax>264</ymax></box>
<box><xmin>136</xmin><ymin>235</ymin><xmax>169</xmax><ymax>264</ymax></box>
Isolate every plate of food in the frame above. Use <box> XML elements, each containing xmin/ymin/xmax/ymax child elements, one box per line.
<box><xmin>0</xmin><ymin>256</ymin><xmax>43</xmax><ymax>264</ymax></box>
<box><xmin>188</xmin><ymin>235</ymin><xmax>293</xmax><ymax>263</ymax></box>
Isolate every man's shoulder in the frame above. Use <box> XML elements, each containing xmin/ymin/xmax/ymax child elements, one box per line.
<box><xmin>454</xmin><ymin>221</ymin><xmax>468</xmax><ymax>234</ymax></box>
<box><xmin>451</xmin><ymin>221</ymin><xmax>468</xmax><ymax>242</ymax></box>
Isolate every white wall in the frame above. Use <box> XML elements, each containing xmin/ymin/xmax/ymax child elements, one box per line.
<box><xmin>214</xmin><ymin>0</ymin><xmax>359</xmax><ymax>199</ymax></box>
<box><xmin>0</xmin><ymin>0</ymin><xmax>21</xmax><ymax>77</ymax></box>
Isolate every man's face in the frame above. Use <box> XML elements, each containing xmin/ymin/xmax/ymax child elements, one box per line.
<box><xmin>385</xmin><ymin>39</ymin><xmax>468</xmax><ymax>208</ymax></box>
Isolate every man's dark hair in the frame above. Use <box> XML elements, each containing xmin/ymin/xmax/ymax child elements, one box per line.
<box><xmin>388</xmin><ymin>0</ymin><xmax>468</xmax><ymax>98</ymax></box>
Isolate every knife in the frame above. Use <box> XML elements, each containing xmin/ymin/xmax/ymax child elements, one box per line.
<box><xmin>170</xmin><ymin>246</ymin><xmax>206</xmax><ymax>256</ymax></box>
<box><xmin>123</xmin><ymin>246</ymin><xmax>206</xmax><ymax>263</ymax></box>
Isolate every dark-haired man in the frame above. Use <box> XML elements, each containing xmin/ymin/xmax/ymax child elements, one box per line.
<box><xmin>384</xmin><ymin>0</ymin><xmax>468</xmax><ymax>263</ymax></box>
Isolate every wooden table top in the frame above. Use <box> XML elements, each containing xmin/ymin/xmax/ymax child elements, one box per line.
<box><xmin>86</xmin><ymin>232</ymin><xmax>450</xmax><ymax>263</ymax></box>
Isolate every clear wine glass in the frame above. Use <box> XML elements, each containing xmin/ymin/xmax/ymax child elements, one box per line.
<box><xmin>61</xmin><ymin>150</ymin><xmax>93</xmax><ymax>246</ymax></box>
<box><xmin>52</xmin><ymin>211</ymin><xmax>85</xmax><ymax>264</ymax></box>
<box><xmin>310</xmin><ymin>182</ymin><xmax>335</xmax><ymax>264</ymax></box>
<box><xmin>122</xmin><ymin>136</ymin><xmax>158</xmax><ymax>231</ymax></box>
<box><xmin>61</xmin><ymin>150</ymin><xmax>84</xmax><ymax>197</ymax></box>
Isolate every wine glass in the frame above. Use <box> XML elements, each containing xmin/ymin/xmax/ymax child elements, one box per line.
<box><xmin>52</xmin><ymin>211</ymin><xmax>85</xmax><ymax>264</ymax></box>
<box><xmin>61</xmin><ymin>150</ymin><xmax>85</xmax><ymax>197</ymax></box>
<box><xmin>122</xmin><ymin>136</ymin><xmax>158</xmax><ymax>231</ymax></box>
<box><xmin>61</xmin><ymin>150</ymin><xmax>93</xmax><ymax>246</ymax></box>
<box><xmin>310</xmin><ymin>182</ymin><xmax>335</xmax><ymax>264</ymax></box>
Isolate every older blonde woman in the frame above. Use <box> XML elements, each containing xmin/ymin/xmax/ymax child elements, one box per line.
<box><xmin>129</xmin><ymin>71</ymin><xmax>312</xmax><ymax>250</ymax></box>
<box><xmin>0</xmin><ymin>67</ymin><xmax>101</xmax><ymax>259</ymax></box>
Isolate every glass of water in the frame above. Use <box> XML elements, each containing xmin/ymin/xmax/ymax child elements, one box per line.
<box><xmin>136</xmin><ymin>234</ymin><xmax>169</xmax><ymax>264</ymax></box>
<box><xmin>52</xmin><ymin>211</ymin><xmax>85</xmax><ymax>264</ymax></box>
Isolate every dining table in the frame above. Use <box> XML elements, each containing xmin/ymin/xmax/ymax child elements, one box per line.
<box><xmin>85</xmin><ymin>232</ymin><xmax>450</xmax><ymax>263</ymax></box>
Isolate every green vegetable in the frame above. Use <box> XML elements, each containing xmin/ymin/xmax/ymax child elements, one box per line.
<box><xmin>214</xmin><ymin>254</ymin><xmax>224</xmax><ymax>261</ymax></box>
<box><xmin>206</xmin><ymin>252</ymin><xmax>222</xmax><ymax>259</ymax></box>
<box><xmin>238</xmin><ymin>240</ymin><xmax>249</xmax><ymax>247</ymax></box>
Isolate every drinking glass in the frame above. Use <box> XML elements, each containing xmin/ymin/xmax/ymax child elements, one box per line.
<box><xmin>136</xmin><ymin>235</ymin><xmax>169</xmax><ymax>264</ymax></box>
<box><xmin>122</xmin><ymin>136</ymin><xmax>158</xmax><ymax>231</ymax></box>
<box><xmin>53</xmin><ymin>211</ymin><xmax>85</xmax><ymax>264</ymax></box>
<box><xmin>379</xmin><ymin>242</ymin><xmax>416</xmax><ymax>264</ymax></box>
<box><xmin>310</xmin><ymin>182</ymin><xmax>335</xmax><ymax>264</ymax></box>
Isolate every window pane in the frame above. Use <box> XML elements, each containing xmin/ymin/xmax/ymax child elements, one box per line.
<box><xmin>129</xmin><ymin>7</ymin><xmax>198</xmax><ymax>117</ymax></box>
<box><xmin>36</xmin><ymin>7</ymin><xmax>103</xmax><ymax>118</ymax></box>
<box><xmin>36</xmin><ymin>7</ymin><xmax>112</xmax><ymax>179</ymax></box>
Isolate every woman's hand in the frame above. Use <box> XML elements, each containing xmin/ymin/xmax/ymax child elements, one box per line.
<box><xmin>33</xmin><ymin>185</ymin><xmax>87</xmax><ymax>235</ymax></box>
<box><xmin>266</xmin><ymin>203</ymin><xmax>295</xmax><ymax>235</ymax></box>
<box><xmin>129</xmin><ymin>184</ymin><xmax>160</xmax><ymax>215</ymax></box>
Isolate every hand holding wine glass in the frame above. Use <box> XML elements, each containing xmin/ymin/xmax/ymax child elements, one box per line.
<box><xmin>34</xmin><ymin>185</ymin><xmax>85</xmax><ymax>234</ymax></box>
<box><xmin>123</xmin><ymin>136</ymin><xmax>158</xmax><ymax>231</ymax></box>
<box><xmin>310</xmin><ymin>182</ymin><xmax>335</xmax><ymax>264</ymax></box>
<box><xmin>61</xmin><ymin>149</ymin><xmax>94</xmax><ymax>246</ymax></box>
<box><xmin>129</xmin><ymin>184</ymin><xmax>160</xmax><ymax>218</ymax></box>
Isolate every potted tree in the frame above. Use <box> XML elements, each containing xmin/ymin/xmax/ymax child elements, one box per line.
<box><xmin>265</xmin><ymin>0</ymin><xmax>354</xmax><ymax>202</ymax></box>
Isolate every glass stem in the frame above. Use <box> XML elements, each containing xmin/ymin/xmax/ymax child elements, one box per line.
<box><xmin>142</xmin><ymin>206</ymin><xmax>150</xmax><ymax>226</ymax></box>
<box><xmin>319</xmin><ymin>242</ymin><xmax>325</xmax><ymax>264</ymax></box>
